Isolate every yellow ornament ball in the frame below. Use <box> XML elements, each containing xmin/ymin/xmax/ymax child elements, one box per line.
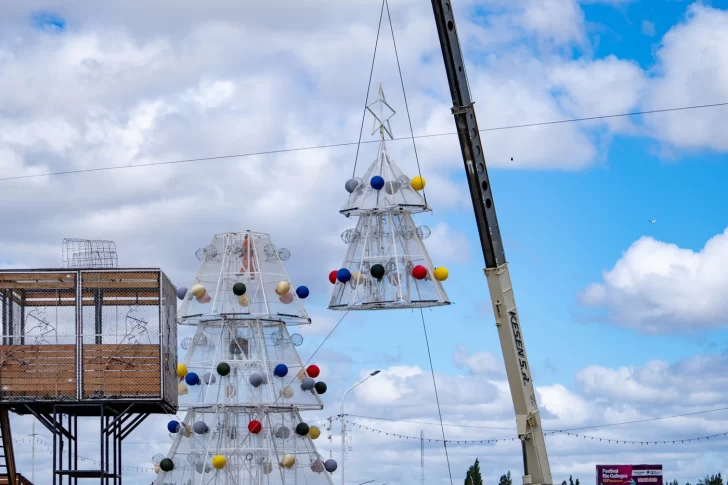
<box><xmin>351</xmin><ymin>272</ymin><xmax>365</xmax><ymax>284</ymax></box>
<box><xmin>190</xmin><ymin>283</ymin><xmax>206</xmax><ymax>297</ymax></box>
<box><xmin>410</xmin><ymin>176</ymin><xmax>426</xmax><ymax>191</ymax></box>
<box><xmin>308</xmin><ymin>426</ymin><xmax>321</xmax><ymax>440</ymax></box>
<box><xmin>281</xmin><ymin>454</ymin><xmax>296</xmax><ymax>468</ymax></box>
<box><xmin>154</xmin><ymin>464</ymin><xmax>161</xmax><ymax>474</ymax></box>
<box><xmin>238</xmin><ymin>294</ymin><xmax>249</xmax><ymax>307</ymax></box>
<box><xmin>433</xmin><ymin>267</ymin><xmax>449</xmax><ymax>281</ymax></box>
<box><xmin>212</xmin><ymin>455</ymin><xmax>227</xmax><ymax>470</ymax></box>
<box><xmin>276</xmin><ymin>281</ymin><xmax>291</xmax><ymax>296</ymax></box>
<box><xmin>177</xmin><ymin>364</ymin><xmax>188</xmax><ymax>378</ymax></box>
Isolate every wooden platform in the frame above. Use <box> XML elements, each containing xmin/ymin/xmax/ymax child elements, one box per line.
<box><xmin>0</xmin><ymin>344</ymin><xmax>162</xmax><ymax>400</ymax></box>
<box><xmin>0</xmin><ymin>270</ymin><xmax>162</xmax><ymax>307</ymax></box>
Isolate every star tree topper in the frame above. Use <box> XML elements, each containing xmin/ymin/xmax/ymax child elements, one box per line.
<box><xmin>366</xmin><ymin>83</ymin><xmax>396</xmax><ymax>140</ymax></box>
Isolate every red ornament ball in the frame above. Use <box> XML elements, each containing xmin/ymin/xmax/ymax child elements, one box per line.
<box><xmin>412</xmin><ymin>265</ymin><xmax>427</xmax><ymax>280</ymax></box>
<box><xmin>307</xmin><ymin>364</ymin><xmax>321</xmax><ymax>378</ymax></box>
<box><xmin>328</xmin><ymin>270</ymin><xmax>337</xmax><ymax>284</ymax></box>
<box><xmin>248</xmin><ymin>420</ymin><xmax>263</xmax><ymax>434</ymax></box>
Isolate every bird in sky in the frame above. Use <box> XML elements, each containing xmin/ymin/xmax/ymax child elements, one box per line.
<box><xmin>648</xmin><ymin>219</ymin><xmax>657</xmax><ymax>224</ymax></box>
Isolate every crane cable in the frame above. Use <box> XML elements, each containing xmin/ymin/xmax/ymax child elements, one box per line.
<box><xmin>351</xmin><ymin>0</ymin><xmax>386</xmax><ymax>178</ymax></box>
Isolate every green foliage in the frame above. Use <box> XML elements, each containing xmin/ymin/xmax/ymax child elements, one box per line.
<box><xmin>499</xmin><ymin>471</ymin><xmax>512</xmax><ymax>485</ymax></box>
<box><xmin>465</xmin><ymin>459</ymin><xmax>483</xmax><ymax>485</ymax></box>
<box><xmin>561</xmin><ymin>475</ymin><xmax>579</xmax><ymax>485</ymax></box>
<box><xmin>698</xmin><ymin>473</ymin><xmax>723</xmax><ymax>485</ymax></box>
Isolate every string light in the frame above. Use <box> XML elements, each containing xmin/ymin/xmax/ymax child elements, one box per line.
<box><xmin>338</xmin><ymin>419</ymin><xmax>728</xmax><ymax>446</ymax></box>
<box><xmin>12</xmin><ymin>436</ymin><xmax>154</xmax><ymax>472</ymax></box>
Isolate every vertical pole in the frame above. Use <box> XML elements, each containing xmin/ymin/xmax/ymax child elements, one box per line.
<box><xmin>31</xmin><ymin>418</ymin><xmax>36</xmax><ymax>483</ymax></box>
<box><xmin>100</xmin><ymin>406</ymin><xmax>104</xmax><ymax>485</ymax></box>
<box><xmin>340</xmin><ymin>414</ymin><xmax>346</xmax><ymax>485</ymax></box>
<box><xmin>328</xmin><ymin>417</ymin><xmax>333</xmax><ymax>459</ymax></box>
<box><xmin>74</xmin><ymin>415</ymin><xmax>79</xmax><ymax>485</ymax></box>
<box><xmin>421</xmin><ymin>430</ymin><xmax>424</xmax><ymax>485</ymax></box>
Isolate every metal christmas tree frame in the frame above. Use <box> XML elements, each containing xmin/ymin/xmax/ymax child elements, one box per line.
<box><xmin>328</xmin><ymin>84</ymin><xmax>450</xmax><ymax>311</ymax></box>
<box><xmin>154</xmin><ymin>231</ymin><xmax>336</xmax><ymax>485</ymax></box>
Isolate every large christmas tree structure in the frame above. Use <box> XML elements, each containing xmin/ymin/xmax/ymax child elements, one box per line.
<box><xmin>328</xmin><ymin>84</ymin><xmax>450</xmax><ymax>311</ymax></box>
<box><xmin>153</xmin><ymin>231</ymin><xmax>337</xmax><ymax>485</ymax></box>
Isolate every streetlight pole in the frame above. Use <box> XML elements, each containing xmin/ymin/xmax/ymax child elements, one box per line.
<box><xmin>341</xmin><ymin>370</ymin><xmax>381</xmax><ymax>485</ymax></box>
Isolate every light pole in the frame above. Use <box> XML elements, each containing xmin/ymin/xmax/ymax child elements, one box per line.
<box><xmin>341</xmin><ymin>370</ymin><xmax>381</xmax><ymax>485</ymax></box>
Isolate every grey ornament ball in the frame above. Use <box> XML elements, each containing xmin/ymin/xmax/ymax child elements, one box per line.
<box><xmin>274</xmin><ymin>425</ymin><xmax>290</xmax><ymax>439</ymax></box>
<box><xmin>301</xmin><ymin>377</ymin><xmax>315</xmax><ymax>391</ymax></box>
<box><xmin>195</xmin><ymin>461</ymin><xmax>212</xmax><ymax>474</ymax></box>
<box><xmin>384</xmin><ymin>180</ymin><xmax>399</xmax><ymax>195</ymax></box>
<box><xmin>249</xmin><ymin>373</ymin><xmax>264</xmax><ymax>387</ymax></box>
<box><xmin>176</xmin><ymin>287</ymin><xmax>188</xmax><ymax>300</ymax></box>
<box><xmin>324</xmin><ymin>459</ymin><xmax>338</xmax><ymax>473</ymax></box>
<box><xmin>193</xmin><ymin>421</ymin><xmax>208</xmax><ymax>434</ymax></box>
<box><xmin>345</xmin><ymin>178</ymin><xmax>360</xmax><ymax>193</ymax></box>
<box><xmin>202</xmin><ymin>372</ymin><xmax>216</xmax><ymax>385</ymax></box>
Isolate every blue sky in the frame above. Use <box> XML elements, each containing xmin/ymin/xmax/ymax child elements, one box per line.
<box><xmin>297</xmin><ymin>0</ymin><xmax>728</xmax><ymax>387</ymax></box>
<box><xmin>1</xmin><ymin>0</ymin><xmax>728</xmax><ymax>483</ymax></box>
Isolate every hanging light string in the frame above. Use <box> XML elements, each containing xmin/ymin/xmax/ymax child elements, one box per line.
<box><xmin>338</xmin><ymin>419</ymin><xmax>728</xmax><ymax>446</ymax></box>
<box><xmin>338</xmin><ymin>405</ymin><xmax>728</xmax><ymax>432</ymax></box>
<box><xmin>11</xmin><ymin>436</ymin><xmax>154</xmax><ymax>472</ymax></box>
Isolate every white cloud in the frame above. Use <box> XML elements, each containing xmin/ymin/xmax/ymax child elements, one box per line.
<box><xmin>579</xmin><ymin>227</ymin><xmax>728</xmax><ymax>333</ymax></box>
<box><xmin>643</xmin><ymin>4</ymin><xmax>728</xmax><ymax>152</ymax></box>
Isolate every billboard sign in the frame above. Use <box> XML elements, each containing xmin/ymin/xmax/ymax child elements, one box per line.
<box><xmin>597</xmin><ymin>465</ymin><xmax>663</xmax><ymax>485</ymax></box>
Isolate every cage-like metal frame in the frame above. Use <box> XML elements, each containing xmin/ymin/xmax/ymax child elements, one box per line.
<box><xmin>0</xmin><ymin>268</ymin><xmax>177</xmax><ymax>416</ymax></box>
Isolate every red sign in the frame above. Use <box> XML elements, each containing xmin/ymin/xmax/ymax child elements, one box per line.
<box><xmin>596</xmin><ymin>465</ymin><xmax>663</xmax><ymax>485</ymax></box>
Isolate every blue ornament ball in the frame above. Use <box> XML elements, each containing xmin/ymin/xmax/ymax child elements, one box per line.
<box><xmin>274</xmin><ymin>363</ymin><xmax>289</xmax><ymax>377</ymax></box>
<box><xmin>296</xmin><ymin>286</ymin><xmax>310</xmax><ymax>299</ymax></box>
<box><xmin>176</xmin><ymin>287</ymin><xmax>187</xmax><ymax>300</ymax></box>
<box><xmin>370</xmin><ymin>175</ymin><xmax>385</xmax><ymax>190</ymax></box>
<box><xmin>336</xmin><ymin>268</ymin><xmax>351</xmax><ymax>283</ymax></box>
<box><xmin>185</xmin><ymin>372</ymin><xmax>199</xmax><ymax>386</ymax></box>
<box><xmin>167</xmin><ymin>420</ymin><xmax>180</xmax><ymax>433</ymax></box>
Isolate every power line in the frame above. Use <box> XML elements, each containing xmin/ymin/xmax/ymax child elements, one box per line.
<box><xmin>1</xmin><ymin>101</ymin><xmax>726</xmax><ymax>183</ymax></box>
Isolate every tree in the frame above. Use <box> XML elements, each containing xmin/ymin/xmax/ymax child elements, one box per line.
<box><xmin>499</xmin><ymin>471</ymin><xmax>512</xmax><ymax>485</ymax></box>
<box><xmin>698</xmin><ymin>473</ymin><xmax>723</xmax><ymax>485</ymax></box>
<box><xmin>561</xmin><ymin>476</ymin><xmax>580</xmax><ymax>485</ymax></box>
<box><xmin>464</xmin><ymin>459</ymin><xmax>483</xmax><ymax>485</ymax></box>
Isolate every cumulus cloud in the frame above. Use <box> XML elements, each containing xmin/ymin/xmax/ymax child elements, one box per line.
<box><xmin>326</xmin><ymin>346</ymin><xmax>728</xmax><ymax>485</ymax></box>
<box><xmin>642</xmin><ymin>4</ymin><xmax>728</xmax><ymax>152</ymax></box>
<box><xmin>579</xmin><ymin>227</ymin><xmax>728</xmax><ymax>333</ymax></box>
<box><xmin>7</xmin><ymin>342</ymin><xmax>728</xmax><ymax>484</ymax></box>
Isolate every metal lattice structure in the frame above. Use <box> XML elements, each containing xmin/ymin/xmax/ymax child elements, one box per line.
<box><xmin>178</xmin><ymin>232</ymin><xmax>310</xmax><ymax>326</ymax></box>
<box><xmin>0</xmin><ymin>268</ymin><xmax>178</xmax><ymax>484</ymax></box>
<box><xmin>154</xmin><ymin>231</ymin><xmax>336</xmax><ymax>485</ymax></box>
<box><xmin>328</xmin><ymin>84</ymin><xmax>450</xmax><ymax>311</ymax></box>
<box><xmin>62</xmin><ymin>238</ymin><xmax>119</xmax><ymax>269</ymax></box>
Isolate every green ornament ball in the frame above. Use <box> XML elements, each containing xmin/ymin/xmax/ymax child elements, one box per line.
<box><xmin>370</xmin><ymin>264</ymin><xmax>385</xmax><ymax>279</ymax></box>
<box><xmin>233</xmin><ymin>282</ymin><xmax>247</xmax><ymax>296</ymax></box>
<box><xmin>217</xmin><ymin>362</ymin><xmax>231</xmax><ymax>376</ymax></box>
<box><xmin>314</xmin><ymin>381</ymin><xmax>327</xmax><ymax>395</ymax></box>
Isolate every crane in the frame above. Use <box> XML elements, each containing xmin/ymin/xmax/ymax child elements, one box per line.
<box><xmin>429</xmin><ymin>2</ymin><xmax>553</xmax><ymax>484</ymax></box>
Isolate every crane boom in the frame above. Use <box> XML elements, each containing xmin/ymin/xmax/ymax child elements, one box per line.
<box><xmin>430</xmin><ymin>2</ymin><xmax>553</xmax><ymax>484</ymax></box>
